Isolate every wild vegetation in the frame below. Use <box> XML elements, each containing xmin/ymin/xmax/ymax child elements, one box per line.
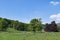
<box><xmin>0</xmin><ymin>17</ymin><xmax>60</xmax><ymax>40</ymax></box>
<box><xmin>0</xmin><ymin>17</ymin><xmax>59</xmax><ymax>32</ymax></box>
<box><xmin>45</xmin><ymin>21</ymin><xmax>59</xmax><ymax>32</ymax></box>
<box><xmin>0</xmin><ymin>17</ymin><xmax>43</xmax><ymax>32</ymax></box>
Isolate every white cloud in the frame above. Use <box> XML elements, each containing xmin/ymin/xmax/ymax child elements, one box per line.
<box><xmin>50</xmin><ymin>1</ymin><xmax>60</xmax><ymax>6</ymax></box>
<box><xmin>50</xmin><ymin>13</ymin><xmax>60</xmax><ymax>23</ymax></box>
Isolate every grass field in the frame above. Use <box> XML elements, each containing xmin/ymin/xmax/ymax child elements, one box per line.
<box><xmin>0</xmin><ymin>31</ymin><xmax>60</xmax><ymax>40</ymax></box>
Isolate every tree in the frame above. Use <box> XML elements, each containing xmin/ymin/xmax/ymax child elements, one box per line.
<box><xmin>30</xmin><ymin>18</ymin><xmax>42</xmax><ymax>32</ymax></box>
<box><xmin>51</xmin><ymin>21</ymin><xmax>58</xmax><ymax>32</ymax></box>
<box><xmin>0</xmin><ymin>18</ymin><xmax>8</xmax><ymax>31</ymax></box>
<box><xmin>14</xmin><ymin>21</ymin><xmax>27</xmax><ymax>31</ymax></box>
<box><xmin>37</xmin><ymin>18</ymin><xmax>43</xmax><ymax>31</ymax></box>
<box><xmin>16</xmin><ymin>23</ymin><xmax>25</xmax><ymax>31</ymax></box>
<box><xmin>45</xmin><ymin>21</ymin><xmax>59</xmax><ymax>32</ymax></box>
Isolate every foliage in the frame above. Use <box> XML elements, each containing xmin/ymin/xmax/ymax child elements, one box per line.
<box><xmin>45</xmin><ymin>21</ymin><xmax>58</xmax><ymax>32</ymax></box>
<box><xmin>0</xmin><ymin>17</ymin><xmax>32</xmax><ymax>31</ymax></box>
<box><xmin>30</xmin><ymin>18</ymin><xmax>43</xmax><ymax>32</ymax></box>
<box><xmin>0</xmin><ymin>17</ymin><xmax>58</xmax><ymax>32</ymax></box>
<box><xmin>0</xmin><ymin>18</ymin><xmax>9</xmax><ymax>31</ymax></box>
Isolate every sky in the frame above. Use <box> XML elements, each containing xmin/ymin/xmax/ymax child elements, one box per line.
<box><xmin>0</xmin><ymin>0</ymin><xmax>60</xmax><ymax>24</ymax></box>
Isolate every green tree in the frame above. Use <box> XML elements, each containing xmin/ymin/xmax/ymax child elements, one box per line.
<box><xmin>0</xmin><ymin>18</ymin><xmax>8</xmax><ymax>31</ymax></box>
<box><xmin>30</xmin><ymin>18</ymin><xmax>42</xmax><ymax>32</ymax></box>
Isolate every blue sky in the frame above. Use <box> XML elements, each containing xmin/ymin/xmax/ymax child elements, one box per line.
<box><xmin>0</xmin><ymin>0</ymin><xmax>60</xmax><ymax>23</ymax></box>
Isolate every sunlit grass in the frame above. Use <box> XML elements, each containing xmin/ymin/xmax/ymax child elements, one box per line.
<box><xmin>0</xmin><ymin>31</ymin><xmax>60</xmax><ymax>40</ymax></box>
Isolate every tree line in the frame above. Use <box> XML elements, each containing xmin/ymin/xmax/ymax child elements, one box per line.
<box><xmin>0</xmin><ymin>17</ymin><xmax>43</xmax><ymax>32</ymax></box>
<box><xmin>0</xmin><ymin>17</ymin><xmax>59</xmax><ymax>32</ymax></box>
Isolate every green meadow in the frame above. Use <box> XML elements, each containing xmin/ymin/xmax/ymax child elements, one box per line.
<box><xmin>0</xmin><ymin>32</ymin><xmax>60</xmax><ymax>40</ymax></box>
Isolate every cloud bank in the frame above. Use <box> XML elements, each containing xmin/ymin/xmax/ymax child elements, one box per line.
<box><xmin>50</xmin><ymin>13</ymin><xmax>60</xmax><ymax>23</ymax></box>
<box><xmin>50</xmin><ymin>1</ymin><xmax>60</xmax><ymax>6</ymax></box>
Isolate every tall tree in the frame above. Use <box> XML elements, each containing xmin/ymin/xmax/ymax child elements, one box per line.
<box><xmin>30</xmin><ymin>18</ymin><xmax>42</xmax><ymax>32</ymax></box>
<box><xmin>0</xmin><ymin>18</ymin><xmax>8</xmax><ymax>31</ymax></box>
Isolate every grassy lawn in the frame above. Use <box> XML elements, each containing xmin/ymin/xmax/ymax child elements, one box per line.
<box><xmin>0</xmin><ymin>32</ymin><xmax>60</xmax><ymax>40</ymax></box>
